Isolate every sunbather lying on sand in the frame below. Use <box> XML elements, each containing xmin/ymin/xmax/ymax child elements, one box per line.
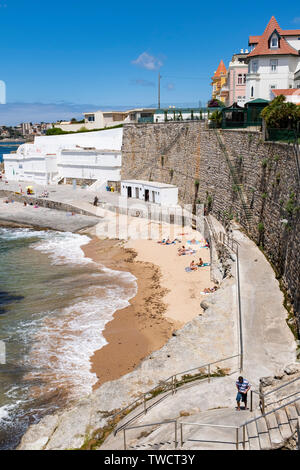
<box><xmin>201</xmin><ymin>286</ymin><xmax>218</xmax><ymax>294</ymax></box>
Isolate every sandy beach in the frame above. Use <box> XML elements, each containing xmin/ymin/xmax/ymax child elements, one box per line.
<box><xmin>0</xmin><ymin>197</ymin><xmax>214</xmax><ymax>392</ymax></box>
<box><xmin>84</xmin><ymin>216</ymin><xmax>214</xmax><ymax>389</ymax></box>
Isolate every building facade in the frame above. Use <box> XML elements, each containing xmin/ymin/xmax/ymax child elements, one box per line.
<box><xmin>246</xmin><ymin>16</ymin><xmax>300</xmax><ymax>101</ymax></box>
<box><xmin>222</xmin><ymin>52</ymin><xmax>249</xmax><ymax>107</ymax></box>
<box><xmin>3</xmin><ymin>128</ymin><xmax>123</xmax><ymax>187</ymax></box>
<box><xmin>211</xmin><ymin>60</ymin><xmax>227</xmax><ymax>103</ymax></box>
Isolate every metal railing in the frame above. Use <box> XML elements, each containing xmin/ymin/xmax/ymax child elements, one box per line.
<box><xmin>123</xmin><ymin>420</ymin><xmax>178</xmax><ymax>450</ymax></box>
<box><xmin>121</xmin><ymin>396</ymin><xmax>300</xmax><ymax>450</ymax></box>
<box><xmin>250</xmin><ymin>375</ymin><xmax>300</xmax><ymax>414</ymax></box>
<box><xmin>217</xmin><ymin>230</ymin><xmax>243</xmax><ymax>373</ymax></box>
<box><xmin>180</xmin><ymin>422</ymin><xmax>242</xmax><ymax>450</ymax></box>
<box><xmin>113</xmin><ymin>354</ymin><xmax>241</xmax><ymax>437</ymax></box>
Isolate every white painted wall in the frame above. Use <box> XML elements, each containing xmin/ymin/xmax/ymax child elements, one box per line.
<box><xmin>58</xmin><ymin>150</ymin><xmax>121</xmax><ymax>182</ymax></box>
<box><xmin>246</xmin><ymin>55</ymin><xmax>300</xmax><ymax>101</ymax></box>
<box><xmin>121</xmin><ymin>181</ymin><xmax>178</xmax><ymax>206</ymax></box>
<box><xmin>3</xmin><ymin>128</ymin><xmax>123</xmax><ymax>186</ymax></box>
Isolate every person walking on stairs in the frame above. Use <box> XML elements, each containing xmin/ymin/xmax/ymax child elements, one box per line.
<box><xmin>236</xmin><ymin>376</ymin><xmax>251</xmax><ymax>411</ymax></box>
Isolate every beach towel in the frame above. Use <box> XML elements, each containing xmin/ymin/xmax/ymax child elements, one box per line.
<box><xmin>180</xmin><ymin>250</ymin><xmax>196</xmax><ymax>256</ymax></box>
<box><xmin>197</xmin><ymin>263</ymin><xmax>211</xmax><ymax>267</ymax></box>
<box><xmin>187</xmin><ymin>240</ymin><xmax>201</xmax><ymax>245</ymax></box>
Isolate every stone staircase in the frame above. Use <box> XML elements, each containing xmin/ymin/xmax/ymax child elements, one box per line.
<box><xmin>100</xmin><ymin>370</ymin><xmax>300</xmax><ymax>451</ymax></box>
<box><xmin>101</xmin><ymin>399</ymin><xmax>300</xmax><ymax>451</ymax></box>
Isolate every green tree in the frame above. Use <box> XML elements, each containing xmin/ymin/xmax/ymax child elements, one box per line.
<box><xmin>210</xmin><ymin>110</ymin><xmax>223</xmax><ymax>127</ymax></box>
<box><xmin>261</xmin><ymin>95</ymin><xmax>300</xmax><ymax>129</ymax></box>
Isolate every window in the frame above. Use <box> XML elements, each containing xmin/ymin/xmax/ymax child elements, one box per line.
<box><xmin>243</xmin><ymin>74</ymin><xmax>247</xmax><ymax>84</ymax></box>
<box><xmin>251</xmin><ymin>86</ymin><xmax>254</xmax><ymax>98</ymax></box>
<box><xmin>270</xmin><ymin>59</ymin><xmax>278</xmax><ymax>72</ymax></box>
<box><xmin>270</xmin><ymin>85</ymin><xmax>276</xmax><ymax>89</ymax></box>
<box><xmin>238</xmin><ymin>74</ymin><xmax>243</xmax><ymax>85</ymax></box>
<box><xmin>252</xmin><ymin>60</ymin><xmax>258</xmax><ymax>73</ymax></box>
<box><xmin>87</xmin><ymin>115</ymin><xmax>95</xmax><ymax>122</ymax></box>
<box><xmin>271</xmin><ymin>36</ymin><xmax>278</xmax><ymax>48</ymax></box>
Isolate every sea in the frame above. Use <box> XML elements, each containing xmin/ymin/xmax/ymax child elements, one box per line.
<box><xmin>0</xmin><ymin>227</ymin><xmax>137</xmax><ymax>450</ymax></box>
<box><xmin>0</xmin><ymin>142</ymin><xmax>24</xmax><ymax>163</ymax></box>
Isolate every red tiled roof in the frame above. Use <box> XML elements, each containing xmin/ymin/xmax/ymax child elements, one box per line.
<box><xmin>248</xmin><ymin>16</ymin><xmax>299</xmax><ymax>58</ymax></box>
<box><xmin>249</xmin><ymin>35</ymin><xmax>261</xmax><ymax>44</ymax></box>
<box><xmin>213</xmin><ymin>60</ymin><xmax>227</xmax><ymax>78</ymax></box>
<box><xmin>281</xmin><ymin>30</ymin><xmax>300</xmax><ymax>36</ymax></box>
<box><xmin>272</xmin><ymin>89</ymin><xmax>300</xmax><ymax>96</ymax></box>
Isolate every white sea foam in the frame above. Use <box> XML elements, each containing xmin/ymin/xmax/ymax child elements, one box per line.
<box><xmin>0</xmin><ymin>228</ymin><xmax>138</xmax><ymax>419</ymax></box>
<box><xmin>27</xmin><ymin>282</ymin><xmax>137</xmax><ymax>397</ymax></box>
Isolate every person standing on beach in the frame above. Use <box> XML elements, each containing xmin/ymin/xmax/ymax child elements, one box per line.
<box><xmin>236</xmin><ymin>376</ymin><xmax>251</xmax><ymax>411</ymax></box>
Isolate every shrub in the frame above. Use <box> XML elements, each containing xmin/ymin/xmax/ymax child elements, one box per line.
<box><xmin>258</xmin><ymin>222</ymin><xmax>264</xmax><ymax>233</ymax></box>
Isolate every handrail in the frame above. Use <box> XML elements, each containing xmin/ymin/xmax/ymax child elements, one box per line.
<box><xmin>250</xmin><ymin>376</ymin><xmax>300</xmax><ymax>414</ymax></box>
<box><xmin>113</xmin><ymin>354</ymin><xmax>241</xmax><ymax>436</ymax></box>
<box><xmin>120</xmin><ymin>396</ymin><xmax>300</xmax><ymax>450</ymax></box>
<box><xmin>243</xmin><ymin>395</ymin><xmax>300</xmax><ymax>428</ymax></box>
<box><xmin>217</xmin><ymin>230</ymin><xmax>243</xmax><ymax>372</ymax></box>
<box><xmin>263</xmin><ymin>375</ymin><xmax>300</xmax><ymax>398</ymax></box>
<box><xmin>180</xmin><ymin>422</ymin><xmax>240</xmax><ymax>450</ymax></box>
<box><xmin>123</xmin><ymin>420</ymin><xmax>178</xmax><ymax>450</ymax></box>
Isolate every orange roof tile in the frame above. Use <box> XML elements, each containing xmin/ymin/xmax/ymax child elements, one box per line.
<box><xmin>281</xmin><ymin>29</ymin><xmax>300</xmax><ymax>36</ymax></box>
<box><xmin>213</xmin><ymin>60</ymin><xmax>227</xmax><ymax>78</ymax></box>
<box><xmin>248</xmin><ymin>16</ymin><xmax>299</xmax><ymax>58</ymax></box>
<box><xmin>272</xmin><ymin>89</ymin><xmax>300</xmax><ymax>96</ymax></box>
<box><xmin>249</xmin><ymin>35</ymin><xmax>261</xmax><ymax>44</ymax></box>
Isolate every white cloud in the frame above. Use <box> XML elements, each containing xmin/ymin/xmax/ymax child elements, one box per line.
<box><xmin>165</xmin><ymin>82</ymin><xmax>175</xmax><ymax>91</ymax></box>
<box><xmin>291</xmin><ymin>16</ymin><xmax>300</xmax><ymax>24</ymax></box>
<box><xmin>132</xmin><ymin>52</ymin><xmax>163</xmax><ymax>71</ymax></box>
<box><xmin>131</xmin><ymin>79</ymin><xmax>156</xmax><ymax>87</ymax></box>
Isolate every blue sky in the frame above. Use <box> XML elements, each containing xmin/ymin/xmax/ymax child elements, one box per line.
<box><xmin>0</xmin><ymin>0</ymin><xmax>299</xmax><ymax>124</ymax></box>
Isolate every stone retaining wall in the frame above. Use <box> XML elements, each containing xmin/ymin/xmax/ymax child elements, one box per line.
<box><xmin>122</xmin><ymin>122</ymin><xmax>300</xmax><ymax>334</ymax></box>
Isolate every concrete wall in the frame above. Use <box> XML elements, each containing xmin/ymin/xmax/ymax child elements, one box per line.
<box><xmin>122</xmin><ymin>121</ymin><xmax>300</xmax><ymax>333</ymax></box>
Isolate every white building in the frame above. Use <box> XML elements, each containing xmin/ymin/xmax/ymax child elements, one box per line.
<box><xmin>154</xmin><ymin>108</ymin><xmax>208</xmax><ymax>123</ymax></box>
<box><xmin>3</xmin><ymin>128</ymin><xmax>123</xmax><ymax>187</ymax></box>
<box><xmin>121</xmin><ymin>180</ymin><xmax>178</xmax><ymax>206</ymax></box>
<box><xmin>54</xmin><ymin>108</ymin><xmax>156</xmax><ymax>132</ymax></box>
<box><xmin>271</xmin><ymin>88</ymin><xmax>300</xmax><ymax>104</ymax></box>
<box><xmin>246</xmin><ymin>17</ymin><xmax>300</xmax><ymax>102</ymax></box>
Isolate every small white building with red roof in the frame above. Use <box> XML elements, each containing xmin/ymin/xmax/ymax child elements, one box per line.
<box><xmin>246</xmin><ymin>16</ymin><xmax>300</xmax><ymax>102</ymax></box>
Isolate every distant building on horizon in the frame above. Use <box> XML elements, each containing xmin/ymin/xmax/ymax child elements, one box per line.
<box><xmin>54</xmin><ymin>108</ymin><xmax>156</xmax><ymax>132</ymax></box>
<box><xmin>211</xmin><ymin>60</ymin><xmax>227</xmax><ymax>103</ymax></box>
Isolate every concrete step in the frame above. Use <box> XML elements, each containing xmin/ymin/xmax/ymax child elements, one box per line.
<box><xmin>255</xmin><ymin>414</ymin><xmax>272</xmax><ymax>450</ymax></box>
<box><xmin>285</xmin><ymin>404</ymin><xmax>299</xmax><ymax>430</ymax></box>
<box><xmin>246</xmin><ymin>421</ymin><xmax>261</xmax><ymax>450</ymax></box>
<box><xmin>275</xmin><ymin>408</ymin><xmax>293</xmax><ymax>441</ymax></box>
<box><xmin>265</xmin><ymin>411</ymin><xmax>283</xmax><ymax>448</ymax></box>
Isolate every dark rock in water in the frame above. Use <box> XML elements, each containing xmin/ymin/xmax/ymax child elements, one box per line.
<box><xmin>0</xmin><ymin>291</ymin><xmax>24</xmax><ymax>314</ymax></box>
